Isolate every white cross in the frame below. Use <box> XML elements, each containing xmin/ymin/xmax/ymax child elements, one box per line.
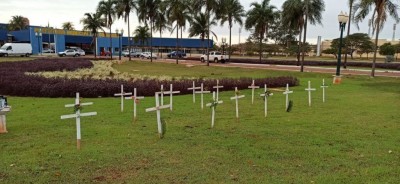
<box><xmin>114</xmin><ymin>85</ymin><xmax>132</xmax><ymax>112</ymax></box>
<box><xmin>60</xmin><ymin>92</ymin><xmax>97</xmax><ymax>150</ymax></box>
<box><xmin>230</xmin><ymin>87</ymin><xmax>245</xmax><ymax>119</ymax></box>
<box><xmin>146</xmin><ymin>93</ymin><xmax>171</xmax><ymax>138</ymax></box>
<box><xmin>248</xmin><ymin>80</ymin><xmax>260</xmax><ymax>104</ymax></box>
<box><xmin>320</xmin><ymin>79</ymin><xmax>328</xmax><ymax>103</ymax></box>
<box><xmin>162</xmin><ymin>84</ymin><xmax>181</xmax><ymax>111</ymax></box>
<box><xmin>0</xmin><ymin>106</ymin><xmax>11</xmax><ymax>134</ymax></box>
<box><xmin>125</xmin><ymin>88</ymin><xmax>144</xmax><ymax>121</ymax></box>
<box><xmin>213</xmin><ymin>80</ymin><xmax>224</xmax><ymax>101</ymax></box>
<box><xmin>187</xmin><ymin>81</ymin><xmax>201</xmax><ymax>103</ymax></box>
<box><xmin>282</xmin><ymin>84</ymin><xmax>293</xmax><ymax>110</ymax></box>
<box><xmin>206</xmin><ymin>92</ymin><xmax>223</xmax><ymax>128</ymax></box>
<box><xmin>260</xmin><ymin>84</ymin><xmax>273</xmax><ymax>117</ymax></box>
<box><xmin>195</xmin><ymin>83</ymin><xmax>211</xmax><ymax>109</ymax></box>
<box><xmin>305</xmin><ymin>81</ymin><xmax>316</xmax><ymax>107</ymax></box>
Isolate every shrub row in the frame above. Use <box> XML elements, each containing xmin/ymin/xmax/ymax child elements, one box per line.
<box><xmin>182</xmin><ymin>57</ymin><xmax>400</xmax><ymax>70</ymax></box>
<box><xmin>0</xmin><ymin>58</ymin><xmax>299</xmax><ymax>98</ymax></box>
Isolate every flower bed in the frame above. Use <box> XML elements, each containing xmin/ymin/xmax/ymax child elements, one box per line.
<box><xmin>0</xmin><ymin>58</ymin><xmax>299</xmax><ymax>98</ymax></box>
<box><xmin>182</xmin><ymin>57</ymin><xmax>400</xmax><ymax>70</ymax></box>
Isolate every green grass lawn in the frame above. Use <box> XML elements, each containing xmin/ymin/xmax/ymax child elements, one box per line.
<box><xmin>1</xmin><ymin>61</ymin><xmax>399</xmax><ymax>183</ymax></box>
<box><xmin>0</xmin><ymin>57</ymin><xmax>34</xmax><ymax>62</ymax></box>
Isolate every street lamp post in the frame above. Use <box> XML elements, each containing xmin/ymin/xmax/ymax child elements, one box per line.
<box><xmin>116</xmin><ymin>28</ymin><xmax>124</xmax><ymax>61</ymax></box>
<box><xmin>35</xmin><ymin>29</ymin><xmax>42</xmax><ymax>56</ymax></box>
<box><xmin>334</xmin><ymin>11</ymin><xmax>349</xmax><ymax>84</ymax></box>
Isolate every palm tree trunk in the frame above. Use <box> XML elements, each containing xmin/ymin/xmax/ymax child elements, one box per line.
<box><xmin>301</xmin><ymin>15</ymin><xmax>308</xmax><ymax>72</ymax></box>
<box><xmin>128</xmin><ymin>15</ymin><xmax>131</xmax><ymax>61</ymax></box>
<box><xmin>207</xmin><ymin>11</ymin><xmax>210</xmax><ymax>66</ymax></box>
<box><xmin>297</xmin><ymin>27</ymin><xmax>303</xmax><ymax>66</ymax></box>
<box><xmin>94</xmin><ymin>36</ymin><xmax>97</xmax><ymax>58</ymax></box>
<box><xmin>160</xmin><ymin>30</ymin><xmax>163</xmax><ymax>59</ymax></box>
<box><xmin>151</xmin><ymin>24</ymin><xmax>154</xmax><ymax>59</ymax></box>
<box><xmin>259</xmin><ymin>34</ymin><xmax>262</xmax><ymax>63</ymax></box>
<box><xmin>371</xmin><ymin>19</ymin><xmax>380</xmax><ymax>77</ymax></box>
<box><xmin>176</xmin><ymin>25</ymin><xmax>179</xmax><ymax>64</ymax></box>
<box><xmin>110</xmin><ymin>27</ymin><xmax>113</xmax><ymax>60</ymax></box>
<box><xmin>229</xmin><ymin>24</ymin><xmax>232</xmax><ymax>62</ymax></box>
<box><xmin>343</xmin><ymin>4</ymin><xmax>353</xmax><ymax>69</ymax></box>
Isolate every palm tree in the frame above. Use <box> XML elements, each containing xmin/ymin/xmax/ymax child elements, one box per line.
<box><xmin>299</xmin><ymin>0</ymin><xmax>325</xmax><ymax>72</ymax></box>
<box><xmin>245</xmin><ymin>0</ymin><xmax>276</xmax><ymax>63</ymax></box>
<box><xmin>133</xmin><ymin>26</ymin><xmax>150</xmax><ymax>49</ymax></box>
<box><xmin>188</xmin><ymin>12</ymin><xmax>218</xmax><ymax>55</ymax></box>
<box><xmin>115</xmin><ymin>0</ymin><xmax>137</xmax><ymax>61</ymax></box>
<box><xmin>154</xmin><ymin>5</ymin><xmax>171</xmax><ymax>59</ymax></box>
<box><xmin>62</xmin><ymin>22</ymin><xmax>75</xmax><ymax>30</ymax></box>
<box><xmin>218</xmin><ymin>0</ymin><xmax>245</xmax><ymax>62</ymax></box>
<box><xmin>164</xmin><ymin>0</ymin><xmax>192</xmax><ymax>64</ymax></box>
<box><xmin>192</xmin><ymin>0</ymin><xmax>219</xmax><ymax>66</ymax></box>
<box><xmin>137</xmin><ymin>0</ymin><xmax>161</xmax><ymax>62</ymax></box>
<box><xmin>343</xmin><ymin>0</ymin><xmax>355</xmax><ymax>69</ymax></box>
<box><xmin>8</xmin><ymin>15</ymin><xmax>29</xmax><ymax>31</ymax></box>
<box><xmin>282</xmin><ymin>0</ymin><xmax>304</xmax><ymax>66</ymax></box>
<box><xmin>97</xmin><ymin>0</ymin><xmax>117</xmax><ymax>60</ymax></box>
<box><xmin>81</xmin><ymin>12</ymin><xmax>106</xmax><ymax>58</ymax></box>
<box><xmin>354</xmin><ymin>0</ymin><xmax>399</xmax><ymax>77</ymax></box>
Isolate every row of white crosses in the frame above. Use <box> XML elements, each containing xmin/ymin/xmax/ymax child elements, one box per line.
<box><xmin>60</xmin><ymin>92</ymin><xmax>97</xmax><ymax>150</ymax></box>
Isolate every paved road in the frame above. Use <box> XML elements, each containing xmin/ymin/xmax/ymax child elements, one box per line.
<box><xmin>157</xmin><ymin>59</ymin><xmax>400</xmax><ymax>78</ymax></box>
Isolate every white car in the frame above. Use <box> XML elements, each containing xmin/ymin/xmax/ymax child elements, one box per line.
<box><xmin>0</xmin><ymin>43</ymin><xmax>32</xmax><ymax>57</ymax></box>
<box><xmin>140</xmin><ymin>52</ymin><xmax>157</xmax><ymax>59</ymax></box>
<box><xmin>200</xmin><ymin>51</ymin><xmax>228</xmax><ymax>63</ymax></box>
<box><xmin>58</xmin><ymin>49</ymin><xmax>80</xmax><ymax>57</ymax></box>
<box><xmin>74</xmin><ymin>49</ymin><xmax>85</xmax><ymax>56</ymax></box>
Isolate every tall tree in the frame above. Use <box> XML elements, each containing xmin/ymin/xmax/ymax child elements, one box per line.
<box><xmin>282</xmin><ymin>0</ymin><xmax>305</xmax><ymax>65</ymax></box>
<box><xmin>245</xmin><ymin>0</ymin><xmax>276</xmax><ymax>63</ymax></box>
<box><xmin>218</xmin><ymin>0</ymin><xmax>245</xmax><ymax>61</ymax></box>
<box><xmin>164</xmin><ymin>0</ymin><xmax>191</xmax><ymax>64</ymax></box>
<box><xmin>153</xmin><ymin>4</ymin><xmax>170</xmax><ymax>59</ymax></box>
<box><xmin>81</xmin><ymin>12</ymin><xmax>106</xmax><ymax>58</ymax></box>
<box><xmin>62</xmin><ymin>22</ymin><xmax>75</xmax><ymax>30</ymax></box>
<box><xmin>192</xmin><ymin>0</ymin><xmax>219</xmax><ymax>66</ymax></box>
<box><xmin>354</xmin><ymin>0</ymin><xmax>399</xmax><ymax>77</ymax></box>
<box><xmin>97</xmin><ymin>0</ymin><xmax>117</xmax><ymax>60</ymax></box>
<box><xmin>8</xmin><ymin>15</ymin><xmax>29</xmax><ymax>31</ymax></box>
<box><xmin>116</xmin><ymin>0</ymin><xmax>137</xmax><ymax>61</ymax></box>
<box><xmin>137</xmin><ymin>0</ymin><xmax>161</xmax><ymax>62</ymax></box>
<box><xmin>300</xmin><ymin>0</ymin><xmax>325</xmax><ymax>72</ymax></box>
<box><xmin>343</xmin><ymin>0</ymin><xmax>355</xmax><ymax>68</ymax></box>
<box><xmin>188</xmin><ymin>12</ymin><xmax>218</xmax><ymax>55</ymax></box>
<box><xmin>133</xmin><ymin>25</ymin><xmax>150</xmax><ymax>48</ymax></box>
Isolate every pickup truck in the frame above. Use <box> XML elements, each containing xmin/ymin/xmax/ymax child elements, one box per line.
<box><xmin>200</xmin><ymin>51</ymin><xmax>228</xmax><ymax>63</ymax></box>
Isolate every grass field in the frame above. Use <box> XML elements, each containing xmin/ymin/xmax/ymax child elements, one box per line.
<box><xmin>0</xmin><ymin>60</ymin><xmax>399</xmax><ymax>183</ymax></box>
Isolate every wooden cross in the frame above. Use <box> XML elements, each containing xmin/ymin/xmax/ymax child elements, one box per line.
<box><xmin>213</xmin><ymin>79</ymin><xmax>224</xmax><ymax>101</ymax></box>
<box><xmin>320</xmin><ymin>79</ymin><xmax>328</xmax><ymax>103</ymax></box>
<box><xmin>145</xmin><ymin>93</ymin><xmax>171</xmax><ymax>138</ymax></box>
<box><xmin>305</xmin><ymin>81</ymin><xmax>316</xmax><ymax>107</ymax></box>
<box><xmin>162</xmin><ymin>84</ymin><xmax>181</xmax><ymax>111</ymax></box>
<box><xmin>195</xmin><ymin>83</ymin><xmax>211</xmax><ymax>109</ymax></box>
<box><xmin>114</xmin><ymin>85</ymin><xmax>132</xmax><ymax>112</ymax></box>
<box><xmin>260</xmin><ymin>84</ymin><xmax>273</xmax><ymax>117</ymax></box>
<box><xmin>60</xmin><ymin>92</ymin><xmax>97</xmax><ymax>150</ymax></box>
<box><xmin>187</xmin><ymin>81</ymin><xmax>201</xmax><ymax>103</ymax></box>
<box><xmin>125</xmin><ymin>88</ymin><xmax>144</xmax><ymax>121</ymax></box>
<box><xmin>0</xmin><ymin>106</ymin><xmax>11</xmax><ymax>134</ymax></box>
<box><xmin>230</xmin><ymin>87</ymin><xmax>245</xmax><ymax>120</ymax></box>
<box><xmin>282</xmin><ymin>84</ymin><xmax>293</xmax><ymax>110</ymax></box>
<box><xmin>206</xmin><ymin>92</ymin><xmax>223</xmax><ymax>128</ymax></box>
<box><xmin>248</xmin><ymin>80</ymin><xmax>260</xmax><ymax>104</ymax></box>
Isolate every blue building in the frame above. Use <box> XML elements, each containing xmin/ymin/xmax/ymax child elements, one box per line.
<box><xmin>0</xmin><ymin>23</ymin><xmax>213</xmax><ymax>55</ymax></box>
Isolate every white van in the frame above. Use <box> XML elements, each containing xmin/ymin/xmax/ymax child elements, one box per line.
<box><xmin>0</xmin><ymin>43</ymin><xmax>32</xmax><ymax>57</ymax></box>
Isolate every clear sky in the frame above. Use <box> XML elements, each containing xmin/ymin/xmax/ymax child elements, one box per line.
<box><xmin>0</xmin><ymin>0</ymin><xmax>399</xmax><ymax>44</ymax></box>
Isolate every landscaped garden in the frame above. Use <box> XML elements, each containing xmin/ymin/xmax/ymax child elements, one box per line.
<box><xmin>0</xmin><ymin>58</ymin><xmax>399</xmax><ymax>183</ymax></box>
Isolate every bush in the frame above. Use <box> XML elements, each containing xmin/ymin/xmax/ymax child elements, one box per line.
<box><xmin>0</xmin><ymin>58</ymin><xmax>299</xmax><ymax>98</ymax></box>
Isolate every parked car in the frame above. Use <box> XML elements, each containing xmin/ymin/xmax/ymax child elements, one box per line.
<box><xmin>0</xmin><ymin>43</ymin><xmax>32</xmax><ymax>57</ymax></box>
<box><xmin>167</xmin><ymin>51</ymin><xmax>186</xmax><ymax>58</ymax></box>
<box><xmin>123</xmin><ymin>51</ymin><xmax>141</xmax><ymax>57</ymax></box>
<box><xmin>58</xmin><ymin>49</ymin><xmax>80</xmax><ymax>57</ymax></box>
<box><xmin>42</xmin><ymin>48</ymin><xmax>55</xmax><ymax>53</ymax></box>
<box><xmin>140</xmin><ymin>52</ymin><xmax>157</xmax><ymax>59</ymax></box>
<box><xmin>74</xmin><ymin>49</ymin><xmax>85</xmax><ymax>56</ymax></box>
<box><xmin>200</xmin><ymin>51</ymin><xmax>228</xmax><ymax>63</ymax></box>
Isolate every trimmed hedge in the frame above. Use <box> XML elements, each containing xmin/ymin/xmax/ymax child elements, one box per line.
<box><xmin>0</xmin><ymin>58</ymin><xmax>299</xmax><ymax>98</ymax></box>
<box><xmin>182</xmin><ymin>57</ymin><xmax>400</xmax><ymax>70</ymax></box>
